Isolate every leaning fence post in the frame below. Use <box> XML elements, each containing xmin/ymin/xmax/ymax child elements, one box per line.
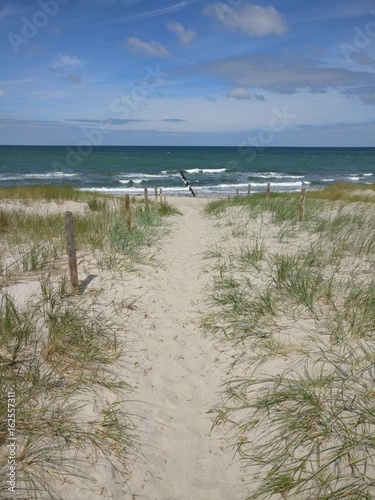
<box><xmin>299</xmin><ymin>187</ymin><xmax>306</xmax><ymax>222</ymax></box>
<box><xmin>64</xmin><ymin>211</ymin><xmax>78</xmax><ymax>289</ymax></box>
<box><xmin>266</xmin><ymin>183</ymin><xmax>270</xmax><ymax>203</ymax></box>
<box><xmin>125</xmin><ymin>194</ymin><xmax>131</xmax><ymax>229</ymax></box>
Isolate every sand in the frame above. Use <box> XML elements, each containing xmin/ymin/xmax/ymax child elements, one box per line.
<box><xmin>3</xmin><ymin>194</ymin><xmax>374</xmax><ymax>499</ymax></box>
<box><xmin>121</xmin><ymin>197</ymin><xmax>249</xmax><ymax>499</ymax></box>
<box><xmin>0</xmin><ymin>196</ymin><xmax>250</xmax><ymax>500</ymax></box>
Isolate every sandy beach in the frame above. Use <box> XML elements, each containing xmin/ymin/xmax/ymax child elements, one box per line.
<box><xmin>1</xmin><ymin>192</ymin><xmax>374</xmax><ymax>499</ymax></box>
<box><xmin>118</xmin><ymin>197</ymin><xmax>249</xmax><ymax>499</ymax></box>
<box><xmin>1</xmin><ymin>196</ymin><xmax>250</xmax><ymax>499</ymax></box>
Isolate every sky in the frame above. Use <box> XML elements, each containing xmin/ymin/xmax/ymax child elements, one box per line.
<box><xmin>0</xmin><ymin>0</ymin><xmax>374</xmax><ymax>146</ymax></box>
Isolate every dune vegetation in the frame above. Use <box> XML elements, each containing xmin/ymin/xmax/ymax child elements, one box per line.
<box><xmin>203</xmin><ymin>188</ymin><xmax>375</xmax><ymax>499</ymax></box>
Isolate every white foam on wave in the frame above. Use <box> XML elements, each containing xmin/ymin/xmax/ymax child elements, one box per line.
<box><xmin>80</xmin><ymin>187</ymin><xmax>132</xmax><ymax>194</ymax></box>
<box><xmin>220</xmin><ymin>181</ymin><xmax>309</xmax><ymax>188</ymax></box>
<box><xmin>119</xmin><ymin>179</ymin><xmax>143</xmax><ymax>185</ymax></box>
<box><xmin>117</xmin><ymin>172</ymin><xmax>179</xmax><ymax>181</ymax></box>
<box><xmin>185</xmin><ymin>168</ymin><xmax>227</xmax><ymax>174</ymax></box>
<box><xmin>0</xmin><ymin>171</ymin><xmax>78</xmax><ymax>181</ymax></box>
<box><xmin>254</xmin><ymin>172</ymin><xmax>304</xmax><ymax>179</ymax></box>
<box><xmin>363</xmin><ymin>173</ymin><xmax>373</xmax><ymax>177</ymax></box>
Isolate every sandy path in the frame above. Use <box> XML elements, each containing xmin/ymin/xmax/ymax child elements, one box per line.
<box><xmin>124</xmin><ymin>197</ymin><xmax>248</xmax><ymax>500</ymax></box>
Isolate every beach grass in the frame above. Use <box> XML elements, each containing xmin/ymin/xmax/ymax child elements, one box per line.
<box><xmin>0</xmin><ymin>187</ymin><xmax>182</xmax><ymax>498</ymax></box>
<box><xmin>0</xmin><ymin>188</ymin><xmax>179</xmax><ymax>279</ymax></box>
<box><xmin>0</xmin><ymin>275</ymin><xmax>137</xmax><ymax>499</ymax></box>
<box><xmin>0</xmin><ymin>185</ymin><xmax>105</xmax><ymax>202</ymax></box>
<box><xmin>202</xmin><ymin>188</ymin><xmax>375</xmax><ymax>499</ymax></box>
<box><xmin>308</xmin><ymin>182</ymin><xmax>375</xmax><ymax>202</ymax></box>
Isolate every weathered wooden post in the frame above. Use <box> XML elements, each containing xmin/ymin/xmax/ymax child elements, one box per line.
<box><xmin>236</xmin><ymin>188</ymin><xmax>239</xmax><ymax>197</ymax></box>
<box><xmin>159</xmin><ymin>188</ymin><xmax>163</xmax><ymax>203</ymax></box>
<box><xmin>247</xmin><ymin>184</ymin><xmax>251</xmax><ymax>197</ymax></box>
<box><xmin>299</xmin><ymin>187</ymin><xmax>306</xmax><ymax>222</ymax></box>
<box><xmin>266</xmin><ymin>183</ymin><xmax>270</xmax><ymax>203</ymax></box>
<box><xmin>125</xmin><ymin>194</ymin><xmax>131</xmax><ymax>229</ymax></box>
<box><xmin>64</xmin><ymin>211</ymin><xmax>78</xmax><ymax>289</ymax></box>
<box><xmin>154</xmin><ymin>186</ymin><xmax>158</xmax><ymax>203</ymax></box>
<box><xmin>144</xmin><ymin>187</ymin><xmax>148</xmax><ymax>204</ymax></box>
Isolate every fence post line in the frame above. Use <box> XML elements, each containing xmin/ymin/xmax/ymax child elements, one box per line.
<box><xmin>266</xmin><ymin>183</ymin><xmax>270</xmax><ymax>203</ymax></box>
<box><xmin>299</xmin><ymin>187</ymin><xmax>306</xmax><ymax>222</ymax></box>
<box><xmin>125</xmin><ymin>194</ymin><xmax>132</xmax><ymax>229</ymax></box>
<box><xmin>64</xmin><ymin>211</ymin><xmax>78</xmax><ymax>289</ymax></box>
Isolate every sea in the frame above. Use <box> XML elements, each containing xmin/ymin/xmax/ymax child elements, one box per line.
<box><xmin>0</xmin><ymin>146</ymin><xmax>374</xmax><ymax>197</ymax></box>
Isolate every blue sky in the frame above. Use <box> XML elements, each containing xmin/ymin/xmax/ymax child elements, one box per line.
<box><xmin>0</xmin><ymin>0</ymin><xmax>374</xmax><ymax>146</ymax></box>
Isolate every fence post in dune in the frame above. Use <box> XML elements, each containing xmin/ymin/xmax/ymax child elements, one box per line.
<box><xmin>64</xmin><ymin>211</ymin><xmax>78</xmax><ymax>290</ymax></box>
<box><xmin>144</xmin><ymin>187</ymin><xmax>148</xmax><ymax>204</ymax></box>
<box><xmin>248</xmin><ymin>184</ymin><xmax>251</xmax><ymax>197</ymax></box>
<box><xmin>266</xmin><ymin>183</ymin><xmax>270</xmax><ymax>203</ymax></box>
<box><xmin>299</xmin><ymin>187</ymin><xmax>306</xmax><ymax>222</ymax></box>
<box><xmin>159</xmin><ymin>188</ymin><xmax>163</xmax><ymax>203</ymax></box>
<box><xmin>125</xmin><ymin>194</ymin><xmax>131</xmax><ymax>230</ymax></box>
<box><xmin>154</xmin><ymin>186</ymin><xmax>158</xmax><ymax>203</ymax></box>
<box><xmin>236</xmin><ymin>188</ymin><xmax>239</xmax><ymax>197</ymax></box>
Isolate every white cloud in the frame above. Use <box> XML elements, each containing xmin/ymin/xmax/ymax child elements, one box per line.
<box><xmin>167</xmin><ymin>21</ymin><xmax>196</xmax><ymax>45</ymax></box>
<box><xmin>197</xmin><ymin>54</ymin><xmax>375</xmax><ymax>102</ymax></box>
<box><xmin>56</xmin><ymin>52</ymin><xmax>87</xmax><ymax>67</ymax></box>
<box><xmin>204</xmin><ymin>2</ymin><xmax>288</xmax><ymax>37</ymax></box>
<box><xmin>125</xmin><ymin>37</ymin><xmax>171</xmax><ymax>58</ymax></box>
<box><xmin>227</xmin><ymin>87</ymin><xmax>252</xmax><ymax>99</ymax></box>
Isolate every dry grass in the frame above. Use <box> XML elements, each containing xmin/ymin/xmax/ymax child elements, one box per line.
<box><xmin>203</xmin><ymin>190</ymin><xmax>375</xmax><ymax>499</ymax></box>
<box><xmin>0</xmin><ymin>186</ymin><xmax>180</xmax><ymax>498</ymax></box>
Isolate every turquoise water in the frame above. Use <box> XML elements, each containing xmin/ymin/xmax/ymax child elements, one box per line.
<box><xmin>0</xmin><ymin>146</ymin><xmax>374</xmax><ymax>196</ymax></box>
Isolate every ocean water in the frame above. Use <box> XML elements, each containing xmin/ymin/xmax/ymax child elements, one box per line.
<box><xmin>0</xmin><ymin>146</ymin><xmax>374</xmax><ymax>197</ymax></box>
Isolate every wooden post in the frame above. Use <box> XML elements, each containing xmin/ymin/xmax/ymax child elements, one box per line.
<box><xmin>64</xmin><ymin>211</ymin><xmax>78</xmax><ymax>289</ymax></box>
<box><xmin>266</xmin><ymin>183</ymin><xmax>270</xmax><ymax>203</ymax></box>
<box><xmin>299</xmin><ymin>187</ymin><xmax>306</xmax><ymax>222</ymax></box>
<box><xmin>159</xmin><ymin>188</ymin><xmax>163</xmax><ymax>203</ymax></box>
<box><xmin>236</xmin><ymin>188</ymin><xmax>239</xmax><ymax>197</ymax></box>
<box><xmin>125</xmin><ymin>194</ymin><xmax>131</xmax><ymax>229</ymax></box>
<box><xmin>154</xmin><ymin>186</ymin><xmax>158</xmax><ymax>202</ymax></box>
<box><xmin>247</xmin><ymin>184</ymin><xmax>251</xmax><ymax>197</ymax></box>
<box><xmin>144</xmin><ymin>187</ymin><xmax>148</xmax><ymax>204</ymax></box>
